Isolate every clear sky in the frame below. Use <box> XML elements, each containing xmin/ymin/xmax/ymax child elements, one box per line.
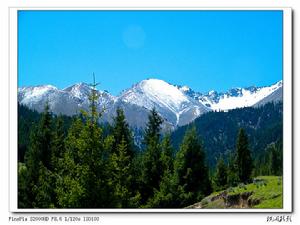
<box><xmin>18</xmin><ymin>10</ymin><xmax>283</xmax><ymax>95</ymax></box>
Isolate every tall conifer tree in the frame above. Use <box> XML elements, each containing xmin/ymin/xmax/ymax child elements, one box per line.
<box><xmin>23</xmin><ymin>102</ymin><xmax>55</xmax><ymax>207</ymax></box>
<box><xmin>236</xmin><ymin>128</ymin><xmax>253</xmax><ymax>183</ymax></box>
<box><xmin>51</xmin><ymin>116</ymin><xmax>65</xmax><ymax>171</ymax></box>
<box><xmin>160</xmin><ymin>134</ymin><xmax>174</xmax><ymax>173</ymax></box>
<box><xmin>56</xmin><ymin>74</ymin><xmax>112</xmax><ymax>208</ymax></box>
<box><xmin>227</xmin><ymin>152</ymin><xmax>239</xmax><ymax>186</ymax></box>
<box><xmin>55</xmin><ymin>118</ymin><xmax>85</xmax><ymax>208</ymax></box>
<box><xmin>112</xmin><ymin>107</ymin><xmax>134</xmax><ymax>157</ymax></box>
<box><xmin>146</xmin><ymin>134</ymin><xmax>175</xmax><ymax>208</ymax></box>
<box><xmin>214</xmin><ymin>156</ymin><xmax>228</xmax><ymax>190</ymax></box>
<box><xmin>110</xmin><ymin>136</ymin><xmax>141</xmax><ymax>207</ymax></box>
<box><xmin>140</xmin><ymin>108</ymin><xmax>163</xmax><ymax>203</ymax></box>
<box><xmin>173</xmin><ymin>126</ymin><xmax>211</xmax><ymax>207</ymax></box>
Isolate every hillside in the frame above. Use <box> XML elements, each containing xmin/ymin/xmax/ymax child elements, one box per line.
<box><xmin>19</xmin><ymin>102</ymin><xmax>283</xmax><ymax>166</ymax></box>
<box><xmin>18</xmin><ymin>102</ymin><xmax>283</xmax><ymax>209</ymax></box>
<box><xmin>186</xmin><ymin>176</ymin><xmax>282</xmax><ymax>209</ymax></box>
<box><xmin>171</xmin><ymin>102</ymin><xmax>283</xmax><ymax>168</ymax></box>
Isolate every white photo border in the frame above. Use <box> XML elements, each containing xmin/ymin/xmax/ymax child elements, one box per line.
<box><xmin>9</xmin><ymin>7</ymin><xmax>293</xmax><ymax>213</ymax></box>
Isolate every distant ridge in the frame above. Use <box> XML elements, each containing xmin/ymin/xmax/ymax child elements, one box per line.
<box><xmin>18</xmin><ymin>79</ymin><xmax>283</xmax><ymax>129</ymax></box>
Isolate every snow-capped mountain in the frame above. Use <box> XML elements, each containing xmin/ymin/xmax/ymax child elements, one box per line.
<box><xmin>179</xmin><ymin>80</ymin><xmax>283</xmax><ymax>111</ymax></box>
<box><xmin>18</xmin><ymin>79</ymin><xmax>283</xmax><ymax>129</ymax></box>
<box><xmin>118</xmin><ymin>79</ymin><xmax>210</xmax><ymax>126</ymax></box>
<box><xmin>63</xmin><ymin>82</ymin><xmax>92</xmax><ymax>101</ymax></box>
<box><xmin>63</xmin><ymin>82</ymin><xmax>116</xmax><ymax>108</ymax></box>
<box><xmin>253</xmin><ymin>84</ymin><xmax>283</xmax><ymax>107</ymax></box>
<box><xmin>18</xmin><ymin>83</ymin><xmax>115</xmax><ymax>116</ymax></box>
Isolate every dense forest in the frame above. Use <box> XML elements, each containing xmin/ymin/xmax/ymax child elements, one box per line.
<box><xmin>171</xmin><ymin>102</ymin><xmax>283</xmax><ymax>171</ymax></box>
<box><xmin>18</xmin><ymin>88</ymin><xmax>283</xmax><ymax>208</ymax></box>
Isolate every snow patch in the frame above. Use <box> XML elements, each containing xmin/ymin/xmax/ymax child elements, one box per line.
<box><xmin>180</xmin><ymin>85</ymin><xmax>190</xmax><ymax>92</ymax></box>
<box><xmin>121</xmin><ymin>78</ymin><xmax>191</xmax><ymax>113</ymax></box>
<box><xmin>207</xmin><ymin>81</ymin><xmax>282</xmax><ymax>111</ymax></box>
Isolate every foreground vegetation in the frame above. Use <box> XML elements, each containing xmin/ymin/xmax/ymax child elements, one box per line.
<box><xmin>18</xmin><ymin>83</ymin><xmax>283</xmax><ymax>209</ymax></box>
<box><xmin>187</xmin><ymin>176</ymin><xmax>282</xmax><ymax>209</ymax></box>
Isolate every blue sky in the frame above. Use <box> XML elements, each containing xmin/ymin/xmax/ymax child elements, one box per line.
<box><xmin>18</xmin><ymin>10</ymin><xmax>283</xmax><ymax>95</ymax></box>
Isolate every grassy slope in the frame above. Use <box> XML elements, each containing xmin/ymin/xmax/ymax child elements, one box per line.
<box><xmin>199</xmin><ymin>176</ymin><xmax>282</xmax><ymax>209</ymax></box>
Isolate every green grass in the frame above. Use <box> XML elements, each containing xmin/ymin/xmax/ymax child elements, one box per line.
<box><xmin>251</xmin><ymin>176</ymin><xmax>282</xmax><ymax>208</ymax></box>
<box><xmin>199</xmin><ymin>176</ymin><xmax>282</xmax><ymax>209</ymax></box>
<box><xmin>204</xmin><ymin>198</ymin><xmax>225</xmax><ymax>208</ymax></box>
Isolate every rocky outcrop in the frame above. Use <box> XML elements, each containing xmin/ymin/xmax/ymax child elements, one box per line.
<box><xmin>186</xmin><ymin>190</ymin><xmax>260</xmax><ymax>209</ymax></box>
<box><xmin>224</xmin><ymin>191</ymin><xmax>253</xmax><ymax>208</ymax></box>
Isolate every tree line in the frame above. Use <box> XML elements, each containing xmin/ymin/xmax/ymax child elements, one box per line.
<box><xmin>18</xmin><ymin>88</ymin><xmax>282</xmax><ymax>208</ymax></box>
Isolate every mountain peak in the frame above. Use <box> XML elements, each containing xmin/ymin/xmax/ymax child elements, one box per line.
<box><xmin>208</xmin><ymin>90</ymin><xmax>217</xmax><ymax>95</ymax></box>
<box><xmin>41</xmin><ymin>84</ymin><xmax>57</xmax><ymax>89</ymax></box>
<box><xmin>20</xmin><ymin>84</ymin><xmax>57</xmax><ymax>90</ymax></box>
<box><xmin>179</xmin><ymin>85</ymin><xmax>190</xmax><ymax>92</ymax></box>
<box><xmin>142</xmin><ymin>78</ymin><xmax>164</xmax><ymax>84</ymax></box>
<box><xmin>63</xmin><ymin>82</ymin><xmax>91</xmax><ymax>91</ymax></box>
<box><xmin>63</xmin><ymin>82</ymin><xmax>93</xmax><ymax>100</ymax></box>
<box><xmin>74</xmin><ymin>82</ymin><xmax>90</xmax><ymax>87</ymax></box>
<box><xmin>140</xmin><ymin>78</ymin><xmax>168</xmax><ymax>85</ymax></box>
<box><xmin>137</xmin><ymin>78</ymin><xmax>189</xmax><ymax>109</ymax></box>
<box><xmin>18</xmin><ymin>84</ymin><xmax>58</xmax><ymax>96</ymax></box>
<box><xmin>123</xmin><ymin>79</ymin><xmax>182</xmax><ymax>107</ymax></box>
<box><xmin>274</xmin><ymin>80</ymin><xmax>283</xmax><ymax>87</ymax></box>
<box><xmin>118</xmin><ymin>78</ymin><xmax>210</xmax><ymax>127</ymax></box>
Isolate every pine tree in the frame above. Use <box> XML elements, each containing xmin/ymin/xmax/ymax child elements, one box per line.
<box><xmin>236</xmin><ymin>128</ymin><xmax>253</xmax><ymax>183</ymax></box>
<box><xmin>56</xmin><ymin>127</ymin><xmax>86</xmax><ymax>207</ymax></box>
<box><xmin>160</xmin><ymin>134</ymin><xmax>174</xmax><ymax>173</ymax></box>
<box><xmin>51</xmin><ymin>116</ymin><xmax>65</xmax><ymax>171</ymax></box>
<box><xmin>37</xmin><ymin>103</ymin><xmax>53</xmax><ymax>169</ymax></box>
<box><xmin>173</xmin><ymin>126</ymin><xmax>211</xmax><ymax>207</ymax></box>
<box><xmin>110</xmin><ymin>136</ymin><xmax>140</xmax><ymax>207</ymax></box>
<box><xmin>144</xmin><ymin>108</ymin><xmax>163</xmax><ymax>144</ymax></box>
<box><xmin>18</xmin><ymin>162</ymin><xmax>29</xmax><ymax>208</ymax></box>
<box><xmin>63</xmin><ymin>117</ymin><xmax>84</xmax><ymax>163</ymax></box>
<box><xmin>26</xmin><ymin>103</ymin><xmax>53</xmax><ymax>170</ymax></box>
<box><xmin>112</xmin><ymin>107</ymin><xmax>134</xmax><ymax>157</ymax></box>
<box><xmin>140</xmin><ymin>108</ymin><xmax>163</xmax><ymax>204</ymax></box>
<box><xmin>109</xmin><ymin>107</ymin><xmax>140</xmax><ymax>207</ymax></box>
<box><xmin>32</xmin><ymin>162</ymin><xmax>56</xmax><ymax>208</ymax></box>
<box><xmin>146</xmin><ymin>134</ymin><xmax>175</xmax><ymax>208</ymax></box>
<box><xmin>214</xmin><ymin>156</ymin><xmax>228</xmax><ymax>190</ymax></box>
<box><xmin>77</xmin><ymin>119</ymin><xmax>106</xmax><ymax>208</ymax></box>
<box><xmin>227</xmin><ymin>152</ymin><xmax>239</xmax><ymax>186</ymax></box>
<box><xmin>55</xmin><ymin>116</ymin><xmax>85</xmax><ymax>207</ymax></box>
<box><xmin>145</xmin><ymin>171</ymin><xmax>175</xmax><ymax>208</ymax></box>
<box><xmin>55</xmin><ymin>142</ymin><xmax>85</xmax><ymax>208</ymax></box>
<box><xmin>22</xmin><ymin>103</ymin><xmax>54</xmax><ymax>207</ymax></box>
<box><xmin>57</xmin><ymin>74</ymin><xmax>116</xmax><ymax>208</ymax></box>
<box><xmin>267</xmin><ymin>143</ymin><xmax>282</xmax><ymax>176</ymax></box>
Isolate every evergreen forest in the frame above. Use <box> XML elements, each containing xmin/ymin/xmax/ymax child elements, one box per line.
<box><xmin>18</xmin><ymin>88</ymin><xmax>283</xmax><ymax>208</ymax></box>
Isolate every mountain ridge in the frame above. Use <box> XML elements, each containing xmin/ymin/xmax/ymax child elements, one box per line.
<box><xmin>18</xmin><ymin>78</ymin><xmax>283</xmax><ymax>129</ymax></box>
